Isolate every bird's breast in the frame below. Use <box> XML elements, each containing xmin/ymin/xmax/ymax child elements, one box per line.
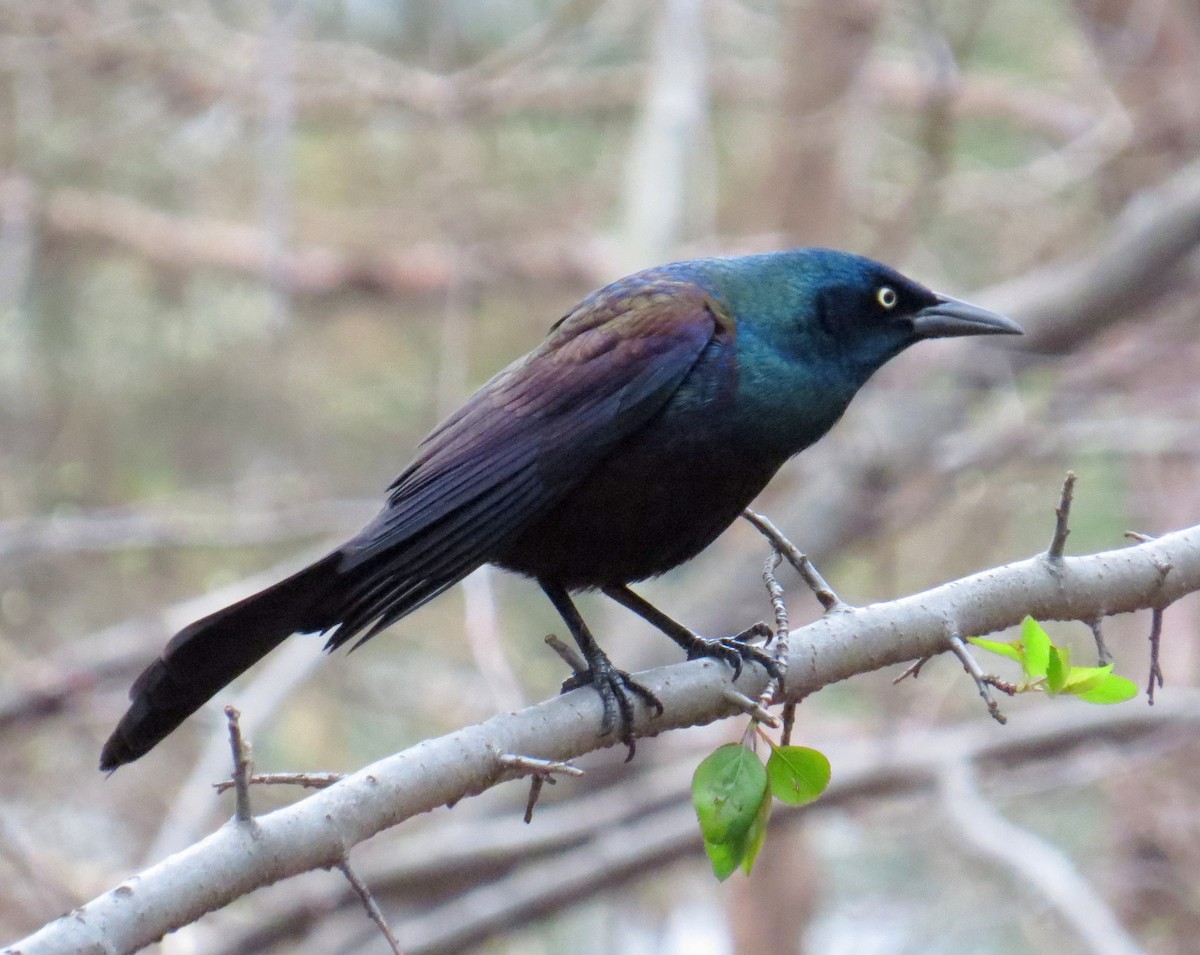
<box><xmin>490</xmin><ymin>412</ymin><xmax>784</xmax><ymax>589</ymax></box>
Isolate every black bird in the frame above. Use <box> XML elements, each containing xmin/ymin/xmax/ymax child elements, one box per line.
<box><xmin>100</xmin><ymin>249</ymin><xmax>1020</xmax><ymax>770</ymax></box>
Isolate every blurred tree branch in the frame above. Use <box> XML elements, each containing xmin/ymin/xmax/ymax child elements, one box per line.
<box><xmin>983</xmin><ymin>157</ymin><xmax>1200</xmax><ymax>354</ymax></box>
<box><xmin>8</xmin><ymin>524</ymin><xmax>1200</xmax><ymax>954</ymax></box>
<box><xmin>9</xmin><ymin>153</ymin><xmax>1200</xmax><ymax>312</ymax></box>
<box><xmin>0</xmin><ymin>498</ymin><xmax>369</xmax><ymax>562</ymax></box>
<box><xmin>938</xmin><ymin>758</ymin><xmax>1143</xmax><ymax>955</ymax></box>
<box><xmin>8</xmin><ymin>4</ymin><xmax>1105</xmax><ymax>139</ymax></box>
<box><xmin>24</xmin><ymin>181</ymin><xmax>603</xmax><ymax>295</ymax></box>
<box><xmin>0</xmin><ymin>548</ymin><xmax>332</xmax><ymax>733</ymax></box>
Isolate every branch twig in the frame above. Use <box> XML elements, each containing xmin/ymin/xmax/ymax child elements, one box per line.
<box><xmin>1089</xmin><ymin>617</ymin><xmax>1112</xmax><ymax>667</ymax></box>
<box><xmin>1047</xmin><ymin>471</ymin><xmax>1076</xmax><ymax>560</ymax></box>
<box><xmin>544</xmin><ymin>634</ymin><xmax>586</xmax><ymax>675</ymax></box>
<box><xmin>497</xmin><ymin>753</ymin><xmax>584</xmax><ymax>823</ymax></box>
<box><xmin>1125</xmin><ymin>532</ymin><xmax>1170</xmax><ymax>703</ymax></box>
<box><xmin>947</xmin><ymin>634</ymin><xmax>1009</xmax><ymax>725</ymax></box>
<box><xmin>721</xmin><ymin>689</ymin><xmax>780</xmax><ymax>726</ymax></box>
<box><xmin>214</xmin><ymin>771</ymin><xmax>346</xmax><ymax>795</ymax></box>
<box><xmin>757</xmin><ymin>549</ymin><xmax>791</xmax><ymax>709</ymax></box>
<box><xmin>1146</xmin><ymin>607</ymin><xmax>1165</xmax><ymax>704</ymax></box>
<box><xmin>742</xmin><ymin>509</ymin><xmax>847</xmax><ymax>612</ymax></box>
<box><xmin>339</xmin><ymin>859</ymin><xmax>404</xmax><ymax>955</ymax></box>
<box><xmin>780</xmin><ymin>701</ymin><xmax>797</xmax><ymax>746</ymax></box>
<box><xmin>893</xmin><ymin>656</ymin><xmax>930</xmax><ymax>684</ymax></box>
<box><xmin>224</xmin><ymin>706</ymin><xmax>256</xmax><ymax>827</ymax></box>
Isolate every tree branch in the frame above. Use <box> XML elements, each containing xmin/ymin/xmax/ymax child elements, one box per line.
<box><xmin>0</xmin><ymin>498</ymin><xmax>369</xmax><ymax>562</ymax></box>
<box><xmin>221</xmin><ymin>692</ymin><xmax>1200</xmax><ymax>955</ymax></box>
<box><xmin>8</xmin><ymin>526</ymin><xmax>1200</xmax><ymax>954</ymax></box>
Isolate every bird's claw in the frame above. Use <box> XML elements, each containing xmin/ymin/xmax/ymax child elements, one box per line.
<box><xmin>560</xmin><ymin>659</ymin><xmax>663</xmax><ymax>762</ymax></box>
<box><xmin>686</xmin><ymin>623</ymin><xmax>781</xmax><ymax>682</ymax></box>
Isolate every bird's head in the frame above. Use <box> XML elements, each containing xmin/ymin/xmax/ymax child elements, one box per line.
<box><xmin>804</xmin><ymin>250</ymin><xmax>1022</xmax><ymax>372</ymax></box>
<box><xmin>699</xmin><ymin>249</ymin><xmax>1022</xmax><ymax>385</ymax></box>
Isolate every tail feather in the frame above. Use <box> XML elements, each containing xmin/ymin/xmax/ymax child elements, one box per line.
<box><xmin>100</xmin><ymin>468</ymin><xmax>525</xmax><ymax>770</ymax></box>
<box><xmin>99</xmin><ymin>553</ymin><xmax>341</xmax><ymax>771</ymax></box>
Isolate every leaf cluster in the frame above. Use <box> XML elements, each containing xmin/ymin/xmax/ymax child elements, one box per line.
<box><xmin>691</xmin><ymin>617</ymin><xmax>1138</xmax><ymax>880</ymax></box>
<box><xmin>691</xmin><ymin>740</ymin><xmax>830</xmax><ymax>879</ymax></box>
<box><xmin>969</xmin><ymin>617</ymin><xmax>1137</xmax><ymax>703</ymax></box>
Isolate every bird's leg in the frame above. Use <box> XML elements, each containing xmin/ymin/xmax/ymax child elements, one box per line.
<box><xmin>601</xmin><ymin>585</ymin><xmax>780</xmax><ymax>682</ymax></box>
<box><xmin>539</xmin><ymin>579</ymin><xmax>663</xmax><ymax>758</ymax></box>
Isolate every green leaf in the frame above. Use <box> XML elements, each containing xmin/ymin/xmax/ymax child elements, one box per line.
<box><xmin>703</xmin><ymin>838</ymin><xmax>743</xmax><ymax>881</ymax></box>
<box><xmin>1021</xmin><ymin>617</ymin><xmax>1051</xmax><ymax>679</ymax></box>
<box><xmin>1046</xmin><ymin>645</ymin><xmax>1069</xmax><ymax>694</ymax></box>
<box><xmin>766</xmin><ymin>746</ymin><xmax>831</xmax><ymax>806</ymax></box>
<box><xmin>967</xmin><ymin>637</ymin><xmax>1023</xmax><ymax>663</ymax></box>
<box><xmin>692</xmin><ymin>744</ymin><xmax>769</xmax><ymax>846</ymax></box>
<box><xmin>740</xmin><ymin>787</ymin><xmax>774</xmax><ymax>875</ymax></box>
<box><xmin>1075</xmin><ymin>673</ymin><xmax>1139</xmax><ymax>704</ymax></box>
<box><xmin>694</xmin><ymin>744</ymin><xmax>769</xmax><ymax>880</ymax></box>
<box><xmin>1061</xmin><ymin>664</ymin><xmax>1113</xmax><ymax>694</ymax></box>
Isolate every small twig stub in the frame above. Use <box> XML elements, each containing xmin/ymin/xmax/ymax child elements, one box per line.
<box><xmin>1146</xmin><ymin>607</ymin><xmax>1165</xmax><ymax>704</ymax></box>
<box><xmin>1047</xmin><ymin>471</ymin><xmax>1076</xmax><ymax>560</ymax></box>
<box><xmin>497</xmin><ymin>753</ymin><xmax>584</xmax><ymax>779</ymax></box>
<box><xmin>893</xmin><ymin>656</ymin><xmax>930</xmax><ymax>684</ymax></box>
<box><xmin>523</xmin><ymin>776</ymin><xmax>546</xmax><ymax>825</ymax></box>
<box><xmin>496</xmin><ymin>752</ymin><xmax>583</xmax><ymax>823</ymax></box>
<box><xmin>223</xmin><ymin>706</ymin><xmax>256</xmax><ymax>826</ymax></box>
<box><xmin>543</xmin><ymin>633</ymin><xmax>586</xmax><ymax>674</ymax></box>
<box><xmin>1089</xmin><ymin>618</ymin><xmax>1112</xmax><ymax>667</ymax></box>
<box><xmin>722</xmin><ymin>688</ymin><xmax>780</xmax><ymax>726</ymax></box>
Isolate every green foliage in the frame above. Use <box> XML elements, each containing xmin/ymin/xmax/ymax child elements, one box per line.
<box><xmin>692</xmin><ymin>737</ymin><xmax>832</xmax><ymax>880</ymax></box>
<box><xmin>691</xmin><ymin>743</ymin><xmax>770</xmax><ymax>880</ymax></box>
<box><xmin>1019</xmin><ymin>615</ymin><xmax>1051</xmax><ymax>679</ymax></box>
<box><xmin>694</xmin><ymin>616</ymin><xmax>1138</xmax><ymax>881</ymax></box>
<box><xmin>968</xmin><ymin>616</ymin><xmax>1138</xmax><ymax>704</ymax></box>
<box><xmin>766</xmin><ymin>745</ymin><xmax>831</xmax><ymax>806</ymax></box>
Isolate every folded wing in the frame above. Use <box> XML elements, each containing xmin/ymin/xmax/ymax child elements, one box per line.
<box><xmin>324</xmin><ymin>273</ymin><xmax>725</xmax><ymax>648</ymax></box>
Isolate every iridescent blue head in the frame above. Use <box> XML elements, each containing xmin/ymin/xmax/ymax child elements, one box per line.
<box><xmin>690</xmin><ymin>247</ymin><xmax>1020</xmax><ymax>383</ymax></box>
<box><xmin>672</xmin><ymin>248</ymin><xmax>1022</xmax><ymax>456</ymax></box>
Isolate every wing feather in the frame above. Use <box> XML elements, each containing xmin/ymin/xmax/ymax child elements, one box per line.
<box><xmin>319</xmin><ymin>273</ymin><xmax>725</xmax><ymax>649</ymax></box>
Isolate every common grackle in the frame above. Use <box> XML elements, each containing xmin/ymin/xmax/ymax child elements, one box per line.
<box><xmin>100</xmin><ymin>248</ymin><xmax>1021</xmax><ymax>770</ymax></box>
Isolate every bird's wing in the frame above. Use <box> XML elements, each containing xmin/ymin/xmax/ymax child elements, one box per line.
<box><xmin>323</xmin><ymin>274</ymin><xmax>730</xmax><ymax>648</ymax></box>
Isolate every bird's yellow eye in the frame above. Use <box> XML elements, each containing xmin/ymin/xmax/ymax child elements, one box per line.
<box><xmin>876</xmin><ymin>286</ymin><xmax>898</xmax><ymax>309</ymax></box>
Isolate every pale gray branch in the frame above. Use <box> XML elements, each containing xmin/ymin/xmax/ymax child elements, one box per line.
<box><xmin>221</xmin><ymin>694</ymin><xmax>1200</xmax><ymax>955</ymax></box>
<box><xmin>8</xmin><ymin>526</ymin><xmax>1200</xmax><ymax>954</ymax></box>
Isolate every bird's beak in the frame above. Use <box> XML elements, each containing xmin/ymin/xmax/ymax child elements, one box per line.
<box><xmin>911</xmin><ymin>295</ymin><xmax>1023</xmax><ymax>339</ymax></box>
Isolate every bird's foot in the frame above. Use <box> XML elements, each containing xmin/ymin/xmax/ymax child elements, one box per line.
<box><xmin>685</xmin><ymin>622</ymin><xmax>781</xmax><ymax>682</ymax></box>
<box><xmin>561</xmin><ymin>657</ymin><xmax>663</xmax><ymax>761</ymax></box>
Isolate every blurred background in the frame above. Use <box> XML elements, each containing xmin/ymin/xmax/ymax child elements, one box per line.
<box><xmin>2</xmin><ymin>0</ymin><xmax>1200</xmax><ymax>952</ymax></box>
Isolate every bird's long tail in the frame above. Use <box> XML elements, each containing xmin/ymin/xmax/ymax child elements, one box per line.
<box><xmin>99</xmin><ymin>553</ymin><xmax>343</xmax><ymax>772</ymax></box>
